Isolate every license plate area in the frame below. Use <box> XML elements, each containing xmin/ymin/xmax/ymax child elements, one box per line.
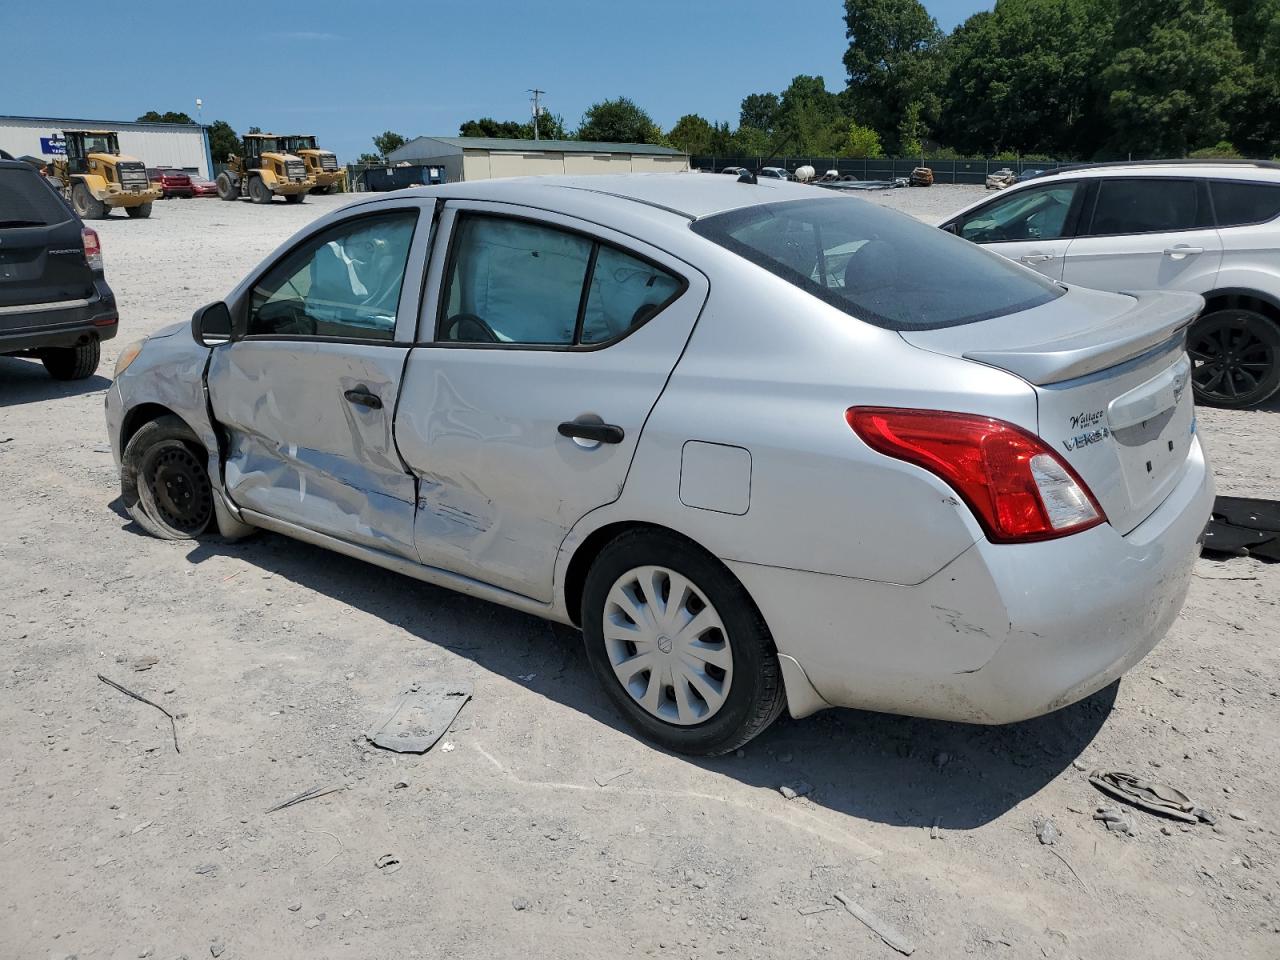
<box><xmin>1108</xmin><ymin>354</ymin><xmax>1194</xmax><ymax>502</ymax></box>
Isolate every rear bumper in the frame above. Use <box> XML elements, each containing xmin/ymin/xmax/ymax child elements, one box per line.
<box><xmin>731</xmin><ymin>436</ymin><xmax>1214</xmax><ymax>724</ymax></box>
<box><xmin>0</xmin><ymin>280</ymin><xmax>118</xmax><ymax>353</ymax></box>
<box><xmin>160</xmin><ymin>186</ymin><xmax>194</xmax><ymax>198</ymax></box>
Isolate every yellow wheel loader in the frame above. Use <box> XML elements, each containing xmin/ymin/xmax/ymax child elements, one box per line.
<box><xmin>215</xmin><ymin>134</ymin><xmax>314</xmax><ymax>205</ymax></box>
<box><xmin>49</xmin><ymin>130</ymin><xmax>161</xmax><ymax>219</ymax></box>
<box><xmin>282</xmin><ymin>135</ymin><xmax>347</xmax><ymax>194</ymax></box>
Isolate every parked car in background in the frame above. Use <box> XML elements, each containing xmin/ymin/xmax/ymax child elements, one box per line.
<box><xmin>757</xmin><ymin>167</ymin><xmax>790</xmax><ymax>181</ymax></box>
<box><xmin>186</xmin><ymin>173</ymin><xmax>219</xmax><ymax>197</ymax></box>
<box><xmin>106</xmin><ymin>175</ymin><xmax>1211</xmax><ymax>755</ymax></box>
<box><xmin>147</xmin><ymin>168</ymin><xmax>194</xmax><ymax>199</ymax></box>
<box><xmin>718</xmin><ymin>166</ymin><xmax>749</xmax><ymax>176</ymax></box>
<box><xmin>0</xmin><ymin>158</ymin><xmax>117</xmax><ymax>379</ymax></box>
<box><xmin>942</xmin><ymin>160</ymin><xmax>1280</xmax><ymax>407</ymax></box>
<box><xmin>986</xmin><ymin>167</ymin><xmax>1017</xmax><ymax>190</ymax></box>
<box><xmin>1017</xmin><ymin>168</ymin><xmax>1047</xmax><ymax>182</ymax></box>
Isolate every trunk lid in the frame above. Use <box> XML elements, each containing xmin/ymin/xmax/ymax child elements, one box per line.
<box><xmin>0</xmin><ymin>165</ymin><xmax>93</xmax><ymax>318</ymax></box>
<box><xmin>901</xmin><ymin>286</ymin><xmax>1202</xmax><ymax>535</ymax></box>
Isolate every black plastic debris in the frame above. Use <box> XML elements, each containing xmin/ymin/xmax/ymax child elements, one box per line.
<box><xmin>1201</xmin><ymin>496</ymin><xmax>1280</xmax><ymax>562</ymax></box>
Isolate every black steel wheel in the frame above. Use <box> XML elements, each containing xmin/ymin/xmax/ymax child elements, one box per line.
<box><xmin>121</xmin><ymin>415</ymin><xmax>214</xmax><ymax>540</ymax></box>
<box><xmin>1189</xmin><ymin>308</ymin><xmax>1280</xmax><ymax>408</ymax></box>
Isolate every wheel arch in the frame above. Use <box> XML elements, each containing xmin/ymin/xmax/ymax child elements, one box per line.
<box><xmin>1201</xmin><ymin>287</ymin><xmax>1280</xmax><ymax>323</ymax></box>
<box><xmin>119</xmin><ymin>402</ymin><xmax>196</xmax><ymax>455</ymax></box>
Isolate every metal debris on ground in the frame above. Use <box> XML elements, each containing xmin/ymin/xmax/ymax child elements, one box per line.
<box><xmin>834</xmin><ymin>891</ymin><xmax>916</xmax><ymax>956</ymax></box>
<box><xmin>265</xmin><ymin>783</ymin><xmax>346</xmax><ymax>815</ymax></box>
<box><xmin>97</xmin><ymin>673</ymin><xmax>180</xmax><ymax>753</ymax></box>
<box><xmin>364</xmin><ymin>682</ymin><xmax>473</xmax><ymax>754</ymax></box>
<box><xmin>374</xmin><ymin>853</ymin><xmax>401</xmax><ymax>874</ymax></box>
<box><xmin>1200</xmin><ymin>496</ymin><xmax>1280</xmax><ymax>562</ymax></box>
<box><xmin>798</xmin><ymin>903</ymin><xmax>836</xmax><ymax>916</ymax></box>
<box><xmin>594</xmin><ymin>767</ymin><xmax>632</xmax><ymax>788</ymax></box>
<box><xmin>1088</xmin><ymin>770</ymin><xmax>1203</xmax><ymax>822</ymax></box>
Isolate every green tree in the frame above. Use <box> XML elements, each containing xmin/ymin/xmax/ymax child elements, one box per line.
<box><xmin>777</xmin><ymin>75</ymin><xmax>848</xmax><ymax>155</ymax></box>
<box><xmin>355</xmin><ymin>153</ymin><xmax>384</xmax><ymax>166</ymax></box>
<box><xmin>739</xmin><ymin>93</ymin><xmax>782</xmax><ymax>134</ymax></box>
<box><xmin>845</xmin><ymin>121</ymin><xmax>884</xmax><ymax>158</ymax></box>
<box><xmin>1223</xmin><ymin>0</ymin><xmax>1280</xmax><ymax>155</ymax></box>
<box><xmin>137</xmin><ymin>110</ymin><xmax>195</xmax><ymax>124</ymax></box>
<box><xmin>206</xmin><ymin>120</ymin><xmax>239</xmax><ymax>162</ymax></box>
<box><xmin>1103</xmin><ymin>0</ymin><xmax>1249</xmax><ymax>156</ymax></box>
<box><xmin>668</xmin><ymin>114</ymin><xmax>717</xmax><ymax>155</ymax></box>
<box><xmin>247</xmin><ymin>126</ymin><xmax>262</xmax><ymax>135</ymax></box>
<box><xmin>373</xmin><ymin>131</ymin><xmax>407</xmax><ymax>159</ymax></box>
<box><xmin>576</xmin><ymin>97</ymin><xmax>661</xmax><ymax>144</ymax></box>
<box><xmin>459</xmin><ymin>118</ymin><xmax>525</xmax><ymax>138</ymax></box>
<box><xmin>843</xmin><ymin>0</ymin><xmax>944</xmax><ymax>152</ymax></box>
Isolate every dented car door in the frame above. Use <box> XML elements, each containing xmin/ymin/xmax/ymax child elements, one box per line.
<box><xmin>207</xmin><ymin>203</ymin><xmax>432</xmax><ymax>558</ymax></box>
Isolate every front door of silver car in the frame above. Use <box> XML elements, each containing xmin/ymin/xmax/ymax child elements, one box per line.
<box><xmin>394</xmin><ymin>201</ymin><xmax>709</xmax><ymax>603</ymax></box>
<box><xmin>206</xmin><ymin>204</ymin><xmax>433</xmax><ymax>557</ymax></box>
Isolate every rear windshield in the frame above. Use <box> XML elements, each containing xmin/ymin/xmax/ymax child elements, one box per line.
<box><xmin>0</xmin><ymin>166</ymin><xmax>72</xmax><ymax>227</ymax></box>
<box><xmin>691</xmin><ymin>197</ymin><xmax>1063</xmax><ymax>330</ymax></box>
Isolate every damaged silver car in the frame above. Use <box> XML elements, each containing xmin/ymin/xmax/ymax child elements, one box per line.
<box><xmin>106</xmin><ymin>174</ymin><xmax>1214</xmax><ymax>755</ymax></box>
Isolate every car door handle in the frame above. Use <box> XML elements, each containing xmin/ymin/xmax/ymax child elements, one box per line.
<box><xmin>343</xmin><ymin>387</ymin><xmax>383</xmax><ymax>410</ymax></box>
<box><xmin>558</xmin><ymin>421</ymin><xmax>625</xmax><ymax>444</ymax></box>
<box><xmin>1164</xmin><ymin>245</ymin><xmax>1204</xmax><ymax>258</ymax></box>
<box><xmin>1018</xmin><ymin>252</ymin><xmax>1055</xmax><ymax>264</ymax></box>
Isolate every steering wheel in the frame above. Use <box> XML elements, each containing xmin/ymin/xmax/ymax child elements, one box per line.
<box><xmin>443</xmin><ymin>313</ymin><xmax>499</xmax><ymax>343</ymax></box>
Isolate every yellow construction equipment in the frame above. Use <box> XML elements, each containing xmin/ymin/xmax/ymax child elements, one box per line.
<box><xmin>215</xmin><ymin>134</ymin><xmax>314</xmax><ymax>204</ymax></box>
<box><xmin>48</xmin><ymin>130</ymin><xmax>161</xmax><ymax>219</ymax></box>
<box><xmin>282</xmin><ymin>135</ymin><xmax>347</xmax><ymax>194</ymax></box>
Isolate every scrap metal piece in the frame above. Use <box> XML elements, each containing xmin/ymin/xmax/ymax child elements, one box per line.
<box><xmin>98</xmin><ymin>673</ymin><xmax>180</xmax><ymax>753</ymax></box>
<box><xmin>1088</xmin><ymin>770</ymin><xmax>1199</xmax><ymax>823</ymax></box>
<box><xmin>834</xmin><ymin>891</ymin><xmax>915</xmax><ymax>956</ymax></box>
<box><xmin>266</xmin><ymin>783</ymin><xmax>346</xmax><ymax>814</ymax></box>
<box><xmin>365</xmin><ymin>682</ymin><xmax>473</xmax><ymax>754</ymax></box>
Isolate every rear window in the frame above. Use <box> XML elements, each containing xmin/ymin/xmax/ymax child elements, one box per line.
<box><xmin>1211</xmin><ymin>179</ymin><xmax>1280</xmax><ymax>227</ymax></box>
<box><xmin>691</xmin><ymin>197</ymin><xmax>1062</xmax><ymax>330</ymax></box>
<box><xmin>1086</xmin><ymin>178</ymin><xmax>1210</xmax><ymax>235</ymax></box>
<box><xmin>0</xmin><ymin>166</ymin><xmax>72</xmax><ymax>227</ymax></box>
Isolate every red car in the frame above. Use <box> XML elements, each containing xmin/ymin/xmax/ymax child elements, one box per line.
<box><xmin>186</xmin><ymin>173</ymin><xmax>219</xmax><ymax>197</ymax></box>
<box><xmin>147</xmin><ymin>167</ymin><xmax>194</xmax><ymax>198</ymax></box>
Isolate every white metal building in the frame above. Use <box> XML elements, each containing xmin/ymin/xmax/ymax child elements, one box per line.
<box><xmin>0</xmin><ymin>115</ymin><xmax>213</xmax><ymax>177</ymax></box>
<box><xmin>386</xmin><ymin>137</ymin><xmax>688</xmax><ymax>181</ymax></box>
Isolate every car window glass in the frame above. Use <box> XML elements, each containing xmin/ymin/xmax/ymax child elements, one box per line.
<box><xmin>247</xmin><ymin>211</ymin><xmax>417</xmax><ymax>340</ymax></box>
<box><xmin>693</xmin><ymin>197</ymin><xmax>1062</xmax><ymax>331</ymax></box>
<box><xmin>580</xmin><ymin>245</ymin><xmax>682</xmax><ymax>345</ymax></box>
<box><xmin>960</xmin><ymin>184</ymin><xmax>1078</xmax><ymax>243</ymax></box>
<box><xmin>0</xmin><ymin>167</ymin><xmax>71</xmax><ymax>226</ymax></box>
<box><xmin>441</xmin><ymin>215</ymin><xmax>592</xmax><ymax>345</ymax></box>
<box><xmin>1088</xmin><ymin>179</ymin><xmax>1205</xmax><ymax>235</ymax></box>
<box><xmin>1210</xmin><ymin>180</ymin><xmax>1280</xmax><ymax>227</ymax></box>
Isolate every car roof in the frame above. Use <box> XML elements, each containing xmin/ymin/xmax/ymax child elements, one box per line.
<box><xmin>1033</xmin><ymin>159</ymin><xmax>1280</xmax><ymax>182</ymax></box>
<box><xmin>390</xmin><ymin>172</ymin><xmax>828</xmax><ymax>220</ymax></box>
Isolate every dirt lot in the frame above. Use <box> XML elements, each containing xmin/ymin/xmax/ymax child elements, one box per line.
<box><xmin>1</xmin><ymin>185</ymin><xmax>1277</xmax><ymax>960</ymax></box>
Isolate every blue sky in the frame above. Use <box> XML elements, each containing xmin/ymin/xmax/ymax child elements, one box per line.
<box><xmin>1</xmin><ymin>1</ymin><xmax>988</xmax><ymax>162</ymax></box>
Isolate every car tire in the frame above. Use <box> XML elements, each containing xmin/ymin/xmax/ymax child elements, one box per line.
<box><xmin>71</xmin><ymin>182</ymin><xmax>106</xmax><ymax>219</ymax></box>
<box><xmin>1189</xmin><ymin>307</ymin><xmax>1280</xmax><ymax>408</ymax></box>
<box><xmin>120</xmin><ymin>415</ymin><xmax>215</xmax><ymax>540</ymax></box>
<box><xmin>580</xmin><ymin>528</ymin><xmax>786</xmax><ymax>756</ymax></box>
<box><xmin>40</xmin><ymin>339</ymin><xmax>99</xmax><ymax>380</ymax></box>
<box><xmin>248</xmin><ymin>177</ymin><xmax>271</xmax><ymax>204</ymax></box>
<box><xmin>216</xmin><ymin>172</ymin><xmax>238</xmax><ymax>201</ymax></box>
<box><xmin>126</xmin><ymin>202</ymin><xmax>152</xmax><ymax>219</ymax></box>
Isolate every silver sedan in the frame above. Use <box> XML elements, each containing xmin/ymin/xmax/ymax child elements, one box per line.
<box><xmin>105</xmin><ymin>174</ymin><xmax>1213</xmax><ymax>755</ymax></box>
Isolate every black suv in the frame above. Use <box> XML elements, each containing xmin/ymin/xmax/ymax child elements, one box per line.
<box><xmin>0</xmin><ymin>158</ymin><xmax>117</xmax><ymax>379</ymax></box>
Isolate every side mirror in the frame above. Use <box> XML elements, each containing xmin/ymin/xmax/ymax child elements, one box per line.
<box><xmin>941</xmin><ymin>221</ymin><xmax>960</xmax><ymax>235</ymax></box>
<box><xmin>191</xmin><ymin>301</ymin><xmax>232</xmax><ymax>346</ymax></box>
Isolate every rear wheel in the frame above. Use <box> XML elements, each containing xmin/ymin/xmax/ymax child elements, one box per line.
<box><xmin>1189</xmin><ymin>308</ymin><xmax>1280</xmax><ymax>408</ymax></box>
<box><xmin>120</xmin><ymin>415</ymin><xmax>215</xmax><ymax>540</ymax></box>
<box><xmin>581</xmin><ymin>529</ymin><xmax>786</xmax><ymax>756</ymax></box>
<box><xmin>40</xmin><ymin>340</ymin><xmax>100</xmax><ymax>380</ymax></box>
<box><xmin>284</xmin><ymin>192</ymin><xmax>305</xmax><ymax>204</ymax></box>
<box><xmin>248</xmin><ymin>177</ymin><xmax>272</xmax><ymax>204</ymax></box>
<box><xmin>125</xmin><ymin>202</ymin><xmax>152</xmax><ymax>219</ymax></box>
<box><xmin>215</xmin><ymin>172</ymin><xmax>238</xmax><ymax>201</ymax></box>
<box><xmin>71</xmin><ymin>182</ymin><xmax>106</xmax><ymax>219</ymax></box>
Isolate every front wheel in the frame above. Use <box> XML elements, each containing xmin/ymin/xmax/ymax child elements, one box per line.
<box><xmin>120</xmin><ymin>415</ymin><xmax>215</xmax><ymax>540</ymax></box>
<box><xmin>1189</xmin><ymin>308</ymin><xmax>1280</xmax><ymax>408</ymax></box>
<box><xmin>40</xmin><ymin>340</ymin><xmax>100</xmax><ymax>380</ymax></box>
<box><xmin>125</xmin><ymin>202</ymin><xmax>152</xmax><ymax>219</ymax></box>
<box><xmin>580</xmin><ymin>529</ymin><xmax>786</xmax><ymax>755</ymax></box>
<box><xmin>215</xmin><ymin>172</ymin><xmax>238</xmax><ymax>201</ymax></box>
<box><xmin>248</xmin><ymin>177</ymin><xmax>272</xmax><ymax>204</ymax></box>
<box><xmin>71</xmin><ymin>182</ymin><xmax>107</xmax><ymax>219</ymax></box>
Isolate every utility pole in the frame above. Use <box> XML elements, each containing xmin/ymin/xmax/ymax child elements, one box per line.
<box><xmin>528</xmin><ymin>88</ymin><xmax>545</xmax><ymax>141</ymax></box>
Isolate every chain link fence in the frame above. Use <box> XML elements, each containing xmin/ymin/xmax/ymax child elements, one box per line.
<box><xmin>691</xmin><ymin>156</ymin><xmax>1070</xmax><ymax>184</ymax></box>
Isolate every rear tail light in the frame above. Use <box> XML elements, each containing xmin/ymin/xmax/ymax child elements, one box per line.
<box><xmin>82</xmin><ymin>228</ymin><xmax>103</xmax><ymax>271</ymax></box>
<box><xmin>846</xmin><ymin>407</ymin><xmax>1105</xmax><ymax>543</ymax></box>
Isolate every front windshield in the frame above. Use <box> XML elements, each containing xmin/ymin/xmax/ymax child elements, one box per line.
<box><xmin>255</xmin><ymin>138</ymin><xmax>281</xmax><ymax>154</ymax></box>
<box><xmin>692</xmin><ymin>197</ymin><xmax>1063</xmax><ymax>330</ymax></box>
<box><xmin>290</xmin><ymin>137</ymin><xmax>317</xmax><ymax>151</ymax></box>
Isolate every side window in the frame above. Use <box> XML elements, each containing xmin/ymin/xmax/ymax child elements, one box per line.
<box><xmin>580</xmin><ymin>245</ymin><xmax>682</xmax><ymax>345</ymax></box>
<box><xmin>247</xmin><ymin>211</ymin><xmax>417</xmax><ymax>340</ymax></box>
<box><xmin>440</xmin><ymin>213</ymin><xmax>682</xmax><ymax>346</ymax></box>
<box><xmin>960</xmin><ymin>184</ymin><xmax>1080</xmax><ymax>243</ymax></box>
<box><xmin>1087</xmin><ymin>179</ymin><xmax>1207</xmax><ymax>236</ymax></box>
<box><xmin>1211</xmin><ymin>180</ymin><xmax>1280</xmax><ymax>227</ymax></box>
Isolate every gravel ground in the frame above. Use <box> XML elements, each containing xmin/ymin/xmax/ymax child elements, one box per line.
<box><xmin>1</xmin><ymin>185</ymin><xmax>1277</xmax><ymax>960</ymax></box>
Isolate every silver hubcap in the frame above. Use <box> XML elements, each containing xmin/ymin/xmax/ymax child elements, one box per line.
<box><xmin>602</xmin><ymin>565</ymin><xmax>732</xmax><ymax>726</ymax></box>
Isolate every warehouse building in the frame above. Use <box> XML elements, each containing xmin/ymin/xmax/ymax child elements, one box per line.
<box><xmin>385</xmin><ymin>136</ymin><xmax>688</xmax><ymax>181</ymax></box>
<box><xmin>0</xmin><ymin>115</ymin><xmax>212</xmax><ymax>177</ymax></box>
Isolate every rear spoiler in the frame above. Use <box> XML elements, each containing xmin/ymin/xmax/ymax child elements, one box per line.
<box><xmin>962</xmin><ymin>290</ymin><xmax>1203</xmax><ymax>385</ymax></box>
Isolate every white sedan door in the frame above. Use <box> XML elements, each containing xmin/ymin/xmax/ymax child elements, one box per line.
<box><xmin>1061</xmin><ymin>177</ymin><xmax>1222</xmax><ymax>294</ymax></box>
<box><xmin>395</xmin><ymin>202</ymin><xmax>708</xmax><ymax>603</ymax></box>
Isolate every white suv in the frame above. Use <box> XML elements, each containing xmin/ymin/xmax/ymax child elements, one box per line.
<box><xmin>942</xmin><ymin>161</ymin><xmax>1280</xmax><ymax>408</ymax></box>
